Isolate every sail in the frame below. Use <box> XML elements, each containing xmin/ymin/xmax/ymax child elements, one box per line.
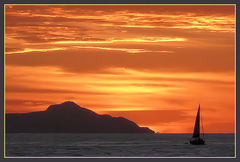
<box><xmin>192</xmin><ymin>105</ymin><xmax>200</xmax><ymax>138</ymax></box>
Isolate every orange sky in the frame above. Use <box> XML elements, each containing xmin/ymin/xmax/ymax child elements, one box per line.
<box><xmin>5</xmin><ymin>5</ymin><xmax>235</xmax><ymax>133</ymax></box>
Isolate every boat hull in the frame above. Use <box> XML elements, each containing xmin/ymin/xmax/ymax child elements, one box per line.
<box><xmin>190</xmin><ymin>137</ymin><xmax>205</xmax><ymax>145</ymax></box>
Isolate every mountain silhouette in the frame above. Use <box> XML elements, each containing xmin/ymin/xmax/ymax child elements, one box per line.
<box><xmin>6</xmin><ymin>101</ymin><xmax>154</xmax><ymax>134</ymax></box>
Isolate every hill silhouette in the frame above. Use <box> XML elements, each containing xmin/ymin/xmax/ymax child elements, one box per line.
<box><xmin>6</xmin><ymin>101</ymin><xmax>154</xmax><ymax>134</ymax></box>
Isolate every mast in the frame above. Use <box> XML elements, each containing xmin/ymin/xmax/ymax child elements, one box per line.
<box><xmin>201</xmin><ymin>105</ymin><xmax>205</xmax><ymax>139</ymax></box>
<box><xmin>192</xmin><ymin>104</ymin><xmax>200</xmax><ymax>138</ymax></box>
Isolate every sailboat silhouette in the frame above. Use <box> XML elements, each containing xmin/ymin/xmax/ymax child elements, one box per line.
<box><xmin>189</xmin><ymin>104</ymin><xmax>205</xmax><ymax>145</ymax></box>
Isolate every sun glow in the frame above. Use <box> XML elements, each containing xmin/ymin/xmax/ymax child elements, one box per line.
<box><xmin>5</xmin><ymin>5</ymin><xmax>235</xmax><ymax>133</ymax></box>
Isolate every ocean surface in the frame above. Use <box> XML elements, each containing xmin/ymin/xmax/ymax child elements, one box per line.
<box><xmin>6</xmin><ymin>133</ymin><xmax>234</xmax><ymax>157</ymax></box>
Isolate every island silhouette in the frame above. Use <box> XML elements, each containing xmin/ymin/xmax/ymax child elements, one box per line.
<box><xmin>6</xmin><ymin>101</ymin><xmax>154</xmax><ymax>134</ymax></box>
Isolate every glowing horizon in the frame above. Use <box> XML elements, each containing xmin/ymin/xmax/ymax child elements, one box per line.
<box><xmin>5</xmin><ymin>5</ymin><xmax>235</xmax><ymax>133</ymax></box>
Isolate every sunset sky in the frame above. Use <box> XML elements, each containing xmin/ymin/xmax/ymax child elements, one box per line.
<box><xmin>5</xmin><ymin>5</ymin><xmax>235</xmax><ymax>133</ymax></box>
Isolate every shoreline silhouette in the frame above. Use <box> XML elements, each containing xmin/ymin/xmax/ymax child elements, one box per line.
<box><xmin>6</xmin><ymin>101</ymin><xmax>155</xmax><ymax>134</ymax></box>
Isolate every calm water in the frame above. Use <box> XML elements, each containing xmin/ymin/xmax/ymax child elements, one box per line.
<box><xmin>6</xmin><ymin>133</ymin><xmax>234</xmax><ymax>157</ymax></box>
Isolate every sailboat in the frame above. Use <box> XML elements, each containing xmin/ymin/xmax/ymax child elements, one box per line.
<box><xmin>189</xmin><ymin>104</ymin><xmax>205</xmax><ymax>145</ymax></box>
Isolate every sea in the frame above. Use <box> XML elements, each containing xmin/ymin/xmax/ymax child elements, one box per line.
<box><xmin>5</xmin><ymin>133</ymin><xmax>234</xmax><ymax>157</ymax></box>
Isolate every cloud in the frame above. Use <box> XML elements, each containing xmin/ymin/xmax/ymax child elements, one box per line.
<box><xmin>5</xmin><ymin>86</ymin><xmax>112</xmax><ymax>95</ymax></box>
<box><xmin>5</xmin><ymin>5</ymin><xmax>234</xmax><ymax>51</ymax></box>
<box><xmin>72</xmin><ymin>46</ymin><xmax>174</xmax><ymax>54</ymax></box>
<box><xmin>102</xmin><ymin>110</ymin><xmax>190</xmax><ymax>125</ymax></box>
<box><xmin>6</xmin><ymin>99</ymin><xmax>53</xmax><ymax>108</ymax></box>
<box><xmin>5</xmin><ymin>99</ymin><xmax>54</xmax><ymax>113</ymax></box>
<box><xmin>6</xmin><ymin>5</ymin><xmax>235</xmax><ymax>32</ymax></box>
<box><xmin>52</xmin><ymin>37</ymin><xmax>186</xmax><ymax>45</ymax></box>
<box><xmin>5</xmin><ymin>47</ymin><xmax>66</xmax><ymax>55</ymax></box>
<box><xmin>4</xmin><ymin>5</ymin><xmax>235</xmax><ymax>133</ymax></box>
<box><xmin>5</xmin><ymin>47</ymin><xmax>235</xmax><ymax>73</ymax></box>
